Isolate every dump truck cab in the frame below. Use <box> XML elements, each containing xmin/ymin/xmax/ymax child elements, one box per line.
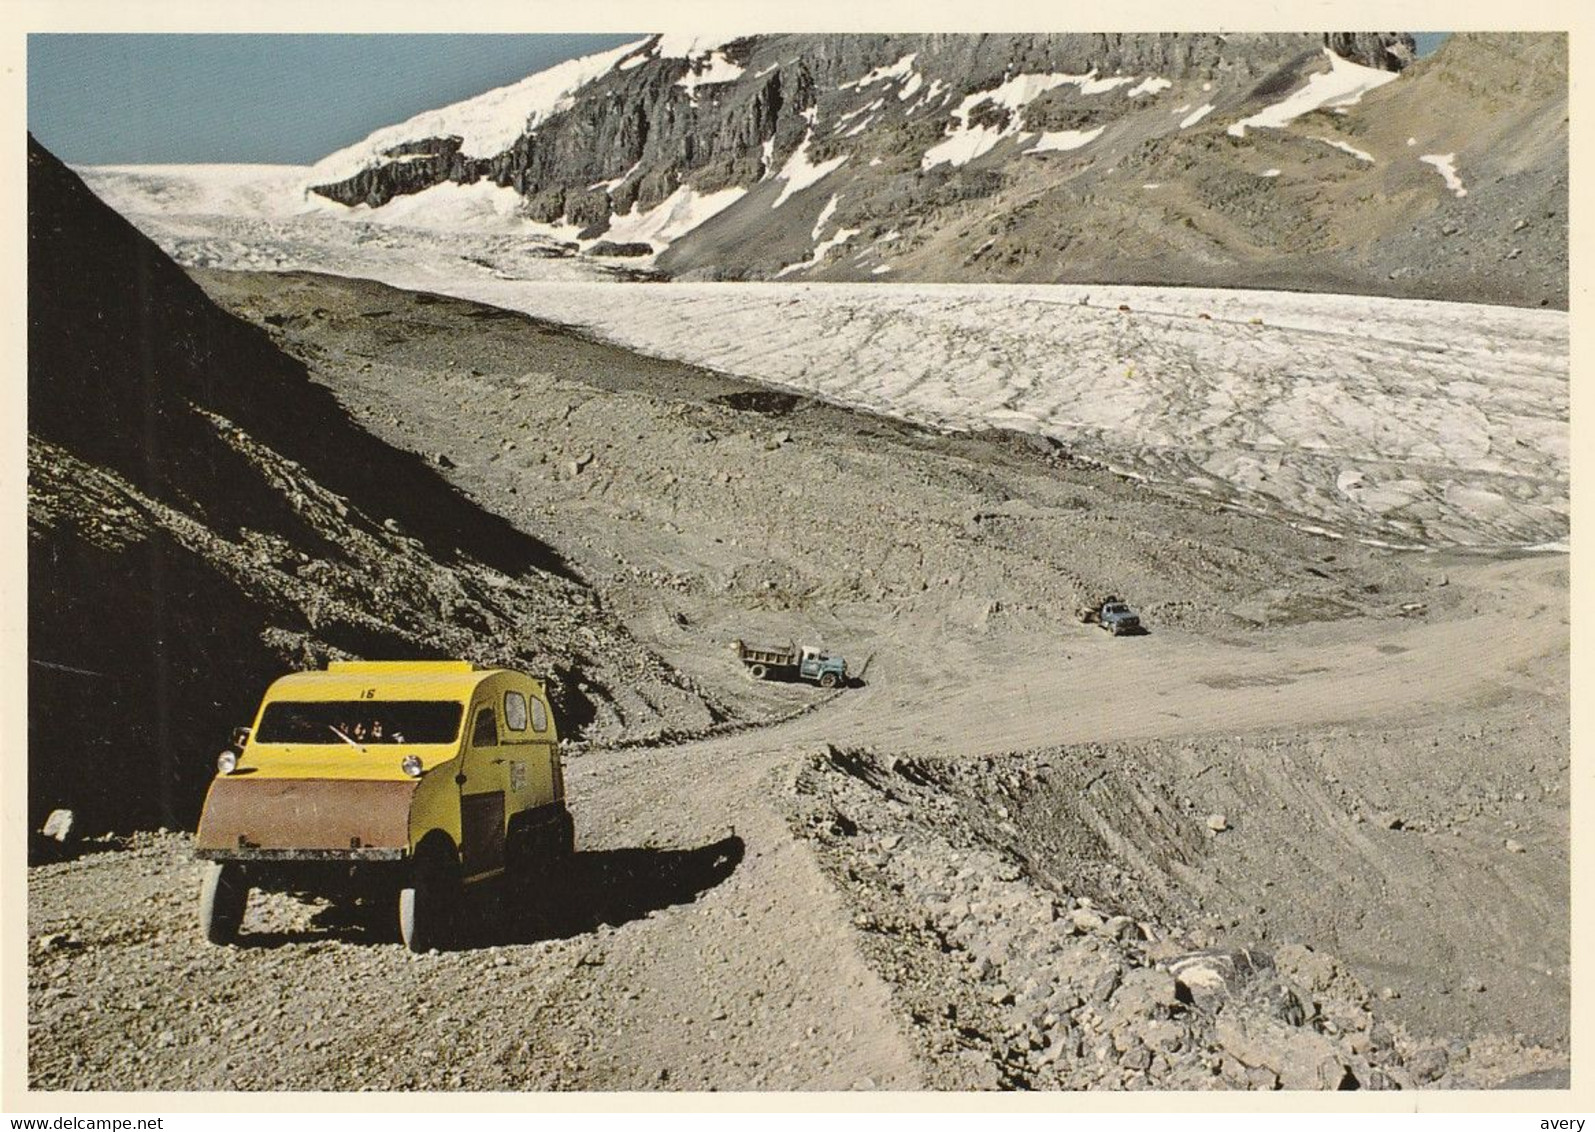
<box><xmin>194</xmin><ymin>660</ymin><xmax>572</xmax><ymax>951</ymax></box>
<box><xmin>796</xmin><ymin>646</ymin><xmax>848</xmax><ymax>686</ymax></box>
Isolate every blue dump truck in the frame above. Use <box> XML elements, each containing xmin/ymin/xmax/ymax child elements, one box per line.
<box><xmin>734</xmin><ymin>640</ymin><xmax>849</xmax><ymax>688</ymax></box>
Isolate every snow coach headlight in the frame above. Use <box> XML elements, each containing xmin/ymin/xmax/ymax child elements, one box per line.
<box><xmin>401</xmin><ymin>754</ymin><xmax>424</xmax><ymax>778</ymax></box>
<box><xmin>216</xmin><ymin>751</ymin><xmax>239</xmax><ymax>775</ymax></box>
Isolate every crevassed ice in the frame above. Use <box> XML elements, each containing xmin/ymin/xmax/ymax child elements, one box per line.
<box><xmin>78</xmin><ymin>164</ymin><xmax>333</xmax><ymax>220</ymax></box>
<box><xmin>86</xmin><ymin>163</ymin><xmax>1570</xmax><ymax>551</ymax></box>
<box><xmin>352</xmin><ymin>181</ymin><xmax>585</xmax><ymax>240</ymax></box>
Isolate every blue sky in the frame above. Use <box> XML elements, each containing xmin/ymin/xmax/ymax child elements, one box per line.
<box><xmin>29</xmin><ymin>32</ymin><xmax>1452</xmax><ymax>166</ymax></box>
<box><xmin>27</xmin><ymin>34</ymin><xmax>643</xmax><ymax>165</ymax></box>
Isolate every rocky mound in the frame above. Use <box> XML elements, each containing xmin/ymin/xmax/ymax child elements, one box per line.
<box><xmin>788</xmin><ymin>745</ymin><xmax>1567</xmax><ymax>1089</ymax></box>
<box><xmin>26</xmin><ymin>135</ymin><xmax>729</xmax><ymax>838</ymax></box>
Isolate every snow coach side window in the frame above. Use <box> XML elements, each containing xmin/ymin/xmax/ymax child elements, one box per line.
<box><xmin>530</xmin><ymin>697</ymin><xmax>548</xmax><ymax>733</ymax></box>
<box><xmin>471</xmin><ymin>707</ymin><xmax>497</xmax><ymax>747</ymax></box>
<box><xmin>504</xmin><ymin>691</ymin><xmax>528</xmax><ymax>732</ymax></box>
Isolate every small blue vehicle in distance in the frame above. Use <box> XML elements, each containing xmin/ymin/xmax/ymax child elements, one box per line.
<box><xmin>1077</xmin><ymin>596</ymin><xmax>1145</xmax><ymax>636</ymax></box>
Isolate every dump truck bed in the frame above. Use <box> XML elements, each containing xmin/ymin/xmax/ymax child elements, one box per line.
<box><xmin>735</xmin><ymin>641</ymin><xmax>799</xmax><ymax>666</ymax></box>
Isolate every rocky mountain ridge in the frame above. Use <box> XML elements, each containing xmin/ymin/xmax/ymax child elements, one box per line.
<box><xmin>305</xmin><ymin>32</ymin><xmax>1565</xmax><ymax>307</ymax></box>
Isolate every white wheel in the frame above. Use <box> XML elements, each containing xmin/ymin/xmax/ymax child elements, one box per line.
<box><xmin>399</xmin><ymin>841</ymin><xmax>461</xmax><ymax>952</ymax></box>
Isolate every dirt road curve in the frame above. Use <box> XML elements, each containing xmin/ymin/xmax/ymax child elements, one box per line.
<box><xmin>27</xmin><ymin>272</ymin><xmax>1568</xmax><ymax>1092</ymax></box>
<box><xmin>557</xmin><ymin>551</ymin><xmax>1568</xmax><ymax>1088</ymax></box>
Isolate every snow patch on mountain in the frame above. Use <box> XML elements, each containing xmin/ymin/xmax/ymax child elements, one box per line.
<box><xmin>600</xmin><ymin>183</ymin><xmax>748</xmax><ymax>250</ymax></box>
<box><xmin>774</xmin><ymin>228</ymin><xmax>860</xmax><ymax>278</ymax></box>
<box><xmin>589</xmin><ymin>162</ymin><xmax>641</xmax><ymax>193</ymax></box>
<box><xmin>1179</xmin><ymin>104</ymin><xmax>1215</xmax><ymax>128</ymax></box>
<box><xmin>309</xmin><ymin>38</ymin><xmax>648</xmax><ymax>183</ymax></box>
<box><xmin>1026</xmin><ymin>127</ymin><xmax>1105</xmax><ymax>154</ymax></box>
<box><xmin>772</xmin><ymin>134</ymin><xmax>850</xmax><ymax>208</ymax></box>
<box><xmin>812</xmin><ymin>194</ymin><xmax>841</xmax><ymax>240</ymax></box>
<box><xmin>1420</xmin><ymin>153</ymin><xmax>1469</xmax><ymax>197</ymax></box>
<box><xmin>921</xmin><ymin>72</ymin><xmax>1110</xmax><ymax>168</ymax></box>
<box><xmin>840</xmin><ymin>53</ymin><xmax>919</xmax><ymax>91</ymax></box>
<box><xmin>1127</xmin><ymin>77</ymin><xmax>1173</xmax><ymax>98</ymax></box>
<box><xmin>918</xmin><ymin>66</ymin><xmax>1154</xmax><ymax>168</ymax></box>
<box><xmin>836</xmin><ymin>98</ymin><xmax>886</xmax><ymax>135</ymax></box>
<box><xmin>1316</xmin><ymin>137</ymin><xmax>1376</xmax><ymax>163</ymax></box>
<box><xmin>652</xmin><ymin>34</ymin><xmax>741</xmax><ymax>59</ymax></box>
<box><xmin>1080</xmin><ymin>74</ymin><xmax>1138</xmax><ymax>95</ymax></box>
<box><xmin>1227</xmin><ymin>48</ymin><xmax>1399</xmax><ymax>137</ymax></box>
<box><xmin>922</xmin><ymin>72</ymin><xmax>1122</xmax><ymax>168</ymax></box>
<box><xmin>676</xmin><ymin>50</ymin><xmax>747</xmax><ymax>98</ymax></box>
<box><xmin>904</xmin><ymin>79</ymin><xmax>956</xmax><ymax>118</ymax></box>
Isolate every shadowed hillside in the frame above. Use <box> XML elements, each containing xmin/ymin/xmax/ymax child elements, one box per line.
<box><xmin>26</xmin><ymin>134</ymin><xmax>724</xmax><ymax>837</ymax></box>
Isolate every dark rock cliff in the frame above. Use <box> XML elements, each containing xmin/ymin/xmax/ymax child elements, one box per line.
<box><xmin>311</xmin><ymin>33</ymin><xmax>1415</xmax><ymax>219</ymax></box>
<box><xmin>298</xmin><ymin>31</ymin><xmax>1565</xmax><ymax>307</ymax></box>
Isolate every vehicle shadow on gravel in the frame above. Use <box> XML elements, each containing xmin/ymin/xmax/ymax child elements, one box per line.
<box><xmin>751</xmin><ymin>670</ymin><xmax>868</xmax><ymax>690</ymax></box>
<box><xmin>227</xmin><ymin>836</ymin><xmax>746</xmax><ymax>950</ymax></box>
<box><xmin>464</xmin><ymin>834</ymin><xmax>747</xmax><ymax>948</ymax></box>
<box><xmin>27</xmin><ymin>834</ymin><xmax>125</xmax><ymax>867</ymax></box>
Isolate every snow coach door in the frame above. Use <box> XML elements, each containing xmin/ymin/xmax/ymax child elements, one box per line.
<box><xmin>458</xmin><ymin>701</ymin><xmax>508</xmax><ymax>878</ymax></box>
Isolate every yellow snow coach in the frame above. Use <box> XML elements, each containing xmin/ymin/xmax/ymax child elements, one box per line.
<box><xmin>193</xmin><ymin>660</ymin><xmax>572</xmax><ymax>951</ymax></box>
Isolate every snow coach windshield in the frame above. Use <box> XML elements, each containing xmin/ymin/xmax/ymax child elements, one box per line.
<box><xmin>254</xmin><ymin>701</ymin><xmax>466</xmax><ymax>745</ymax></box>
